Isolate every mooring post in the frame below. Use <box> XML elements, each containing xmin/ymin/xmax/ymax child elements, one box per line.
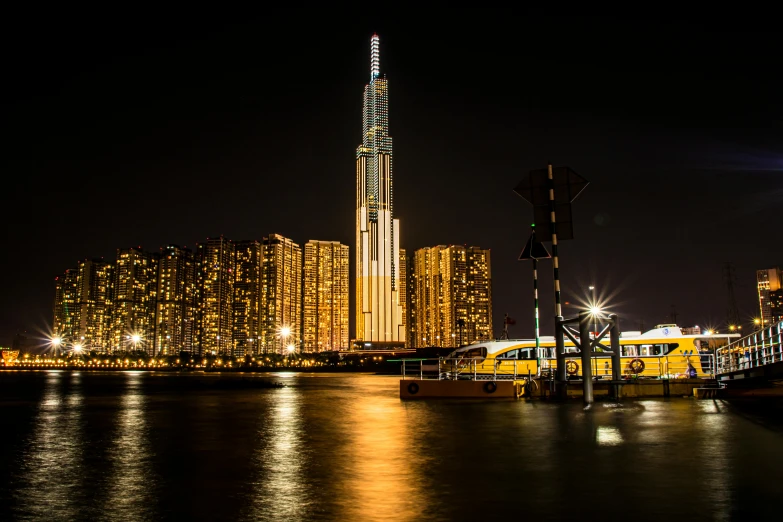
<box><xmin>610</xmin><ymin>313</ymin><xmax>622</xmax><ymax>398</ymax></box>
<box><xmin>579</xmin><ymin>310</ymin><xmax>593</xmax><ymax>407</ymax></box>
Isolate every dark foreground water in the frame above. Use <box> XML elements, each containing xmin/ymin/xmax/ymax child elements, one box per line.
<box><xmin>1</xmin><ymin>371</ymin><xmax>782</xmax><ymax>521</ymax></box>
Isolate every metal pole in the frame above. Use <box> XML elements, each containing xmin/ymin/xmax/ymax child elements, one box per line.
<box><xmin>533</xmin><ymin>256</ymin><xmax>540</xmax><ymax>357</ymax></box>
<box><xmin>610</xmin><ymin>314</ymin><xmax>621</xmax><ymax>399</ymax></box>
<box><xmin>555</xmin><ymin>315</ymin><xmax>566</xmax><ymax>383</ymax></box>
<box><xmin>579</xmin><ymin>310</ymin><xmax>593</xmax><ymax>407</ymax></box>
<box><xmin>548</xmin><ymin>164</ymin><xmax>562</xmax><ymax>319</ymax></box>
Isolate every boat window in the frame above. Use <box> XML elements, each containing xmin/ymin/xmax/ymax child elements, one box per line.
<box><xmin>622</xmin><ymin>345</ymin><xmax>638</xmax><ymax>356</ymax></box>
<box><xmin>664</xmin><ymin>343</ymin><xmax>679</xmax><ymax>355</ymax></box>
<box><xmin>457</xmin><ymin>347</ymin><xmax>487</xmax><ymax>360</ymax></box>
<box><xmin>497</xmin><ymin>348</ymin><xmax>535</xmax><ymax>360</ymax></box>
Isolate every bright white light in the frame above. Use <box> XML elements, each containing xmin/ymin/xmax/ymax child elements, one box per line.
<box><xmin>370</xmin><ymin>34</ymin><xmax>380</xmax><ymax>79</ymax></box>
<box><xmin>52</xmin><ymin>337</ymin><xmax>62</xmax><ymax>346</ymax></box>
<box><xmin>280</xmin><ymin>326</ymin><xmax>291</xmax><ymax>337</ymax></box>
<box><xmin>132</xmin><ymin>334</ymin><xmax>141</xmax><ymax>343</ymax></box>
<box><xmin>74</xmin><ymin>344</ymin><xmax>83</xmax><ymax>353</ymax></box>
<box><xmin>287</xmin><ymin>344</ymin><xmax>295</xmax><ymax>353</ymax></box>
<box><xmin>590</xmin><ymin>306</ymin><xmax>602</xmax><ymax>316</ymax></box>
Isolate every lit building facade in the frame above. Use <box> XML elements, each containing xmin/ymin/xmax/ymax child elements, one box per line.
<box><xmin>260</xmin><ymin>234</ymin><xmax>302</xmax><ymax>354</ymax></box>
<box><xmin>53</xmin><ymin>268</ymin><xmax>79</xmax><ymax>349</ymax></box>
<box><xmin>195</xmin><ymin>237</ymin><xmax>235</xmax><ymax>356</ymax></box>
<box><xmin>410</xmin><ymin>245</ymin><xmax>493</xmax><ymax>348</ymax></box>
<box><xmin>303</xmin><ymin>240</ymin><xmax>349</xmax><ymax>352</ymax></box>
<box><xmin>757</xmin><ymin>267</ymin><xmax>782</xmax><ymax>327</ymax></box>
<box><xmin>74</xmin><ymin>258</ymin><xmax>113</xmax><ymax>352</ymax></box>
<box><xmin>109</xmin><ymin>247</ymin><xmax>157</xmax><ymax>354</ymax></box>
<box><xmin>233</xmin><ymin>240</ymin><xmax>262</xmax><ymax>357</ymax></box>
<box><xmin>154</xmin><ymin>245</ymin><xmax>195</xmax><ymax>355</ymax></box>
<box><xmin>356</xmin><ymin>34</ymin><xmax>404</xmax><ymax>345</ymax></box>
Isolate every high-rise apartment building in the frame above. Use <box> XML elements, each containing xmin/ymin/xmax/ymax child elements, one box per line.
<box><xmin>234</xmin><ymin>240</ymin><xmax>263</xmax><ymax>357</ymax></box>
<box><xmin>410</xmin><ymin>245</ymin><xmax>493</xmax><ymax>348</ymax></box>
<box><xmin>195</xmin><ymin>237</ymin><xmax>235</xmax><ymax>356</ymax></box>
<box><xmin>53</xmin><ymin>268</ymin><xmax>79</xmax><ymax>349</ymax></box>
<box><xmin>260</xmin><ymin>234</ymin><xmax>302</xmax><ymax>354</ymax></box>
<box><xmin>74</xmin><ymin>258</ymin><xmax>113</xmax><ymax>352</ymax></box>
<box><xmin>355</xmin><ymin>34</ymin><xmax>404</xmax><ymax>346</ymax></box>
<box><xmin>303</xmin><ymin>240</ymin><xmax>349</xmax><ymax>352</ymax></box>
<box><xmin>757</xmin><ymin>267</ymin><xmax>782</xmax><ymax>327</ymax></box>
<box><xmin>109</xmin><ymin>247</ymin><xmax>157</xmax><ymax>354</ymax></box>
<box><xmin>154</xmin><ymin>245</ymin><xmax>195</xmax><ymax>355</ymax></box>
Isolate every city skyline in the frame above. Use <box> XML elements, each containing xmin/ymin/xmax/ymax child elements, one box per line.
<box><xmin>3</xmin><ymin>12</ymin><xmax>783</xmax><ymax>346</ymax></box>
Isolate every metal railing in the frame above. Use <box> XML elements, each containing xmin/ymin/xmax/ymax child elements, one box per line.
<box><xmin>401</xmin><ymin>354</ymin><xmax>715</xmax><ymax>381</ymax></box>
<box><xmin>716</xmin><ymin>320</ymin><xmax>783</xmax><ymax>375</ymax></box>
<box><xmin>401</xmin><ymin>358</ymin><xmax>535</xmax><ymax>381</ymax></box>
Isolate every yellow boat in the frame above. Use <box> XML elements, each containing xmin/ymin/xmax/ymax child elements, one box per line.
<box><xmin>439</xmin><ymin>324</ymin><xmax>738</xmax><ymax>381</ymax></box>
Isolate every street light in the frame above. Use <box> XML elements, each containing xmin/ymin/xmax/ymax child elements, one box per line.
<box><xmin>52</xmin><ymin>336</ymin><xmax>62</xmax><ymax>357</ymax></box>
<box><xmin>589</xmin><ymin>286</ymin><xmax>597</xmax><ymax>336</ymax></box>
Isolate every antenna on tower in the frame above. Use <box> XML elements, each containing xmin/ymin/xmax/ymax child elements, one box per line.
<box><xmin>670</xmin><ymin>305</ymin><xmax>678</xmax><ymax>325</ymax></box>
<box><xmin>724</xmin><ymin>262</ymin><xmax>741</xmax><ymax>331</ymax></box>
<box><xmin>370</xmin><ymin>34</ymin><xmax>380</xmax><ymax>80</ymax></box>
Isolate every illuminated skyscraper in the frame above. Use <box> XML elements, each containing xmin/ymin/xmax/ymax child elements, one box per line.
<box><xmin>356</xmin><ymin>33</ymin><xmax>404</xmax><ymax>345</ymax></box>
<box><xmin>109</xmin><ymin>247</ymin><xmax>157</xmax><ymax>353</ymax></box>
<box><xmin>411</xmin><ymin>245</ymin><xmax>493</xmax><ymax>348</ymax></box>
<box><xmin>53</xmin><ymin>268</ymin><xmax>79</xmax><ymax>347</ymax></box>
<box><xmin>195</xmin><ymin>237</ymin><xmax>235</xmax><ymax>355</ymax></box>
<box><xmin>303</xmin><ymin>240</ymin><xmax>349</xmax><ymax>352</ymax></box>
<box><xmin>74</xmin><ymin>258</ymin><xmax>113</xmax><ymax>353</ymax></box>
<box><xmin>154</xmin><ymin>245</ymin><xmax>195</xmax><ymax>355</ymax></box>
<box><xmin>233</xmin><ymin>240</ymin><xmax>262</xmax><ymax>357</ymax></box>
<box><xmin>756</xmin><ymin>267</ymin><xmax>781</xmax><ymax>327</ymax></box>
<box><xmin>260</xmin><ymin>234</ymin><xmax>302</xmax><ymax>354</ymax></box>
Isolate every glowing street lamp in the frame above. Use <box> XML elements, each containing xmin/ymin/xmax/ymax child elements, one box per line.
<box><xmin>52</xmin><ymin>336</ymin><xmax>62</xmax><ymax>357</ymax></box>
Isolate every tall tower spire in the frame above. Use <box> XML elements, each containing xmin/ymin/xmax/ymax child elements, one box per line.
<box><xmin>356</xmin><ymin>34</ymin><xmax>404</xmax><ymax>346</ymax></box>
<box><xmin>370</xmin><ymin>33</ymin><xmax>380</xmax><ymax>80</ymax></box>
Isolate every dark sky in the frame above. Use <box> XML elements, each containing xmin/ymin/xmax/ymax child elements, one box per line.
<box><xmin>3</xmin><ymin>9</ymin><xmax>782</xmax><ymax>347</ymax></box>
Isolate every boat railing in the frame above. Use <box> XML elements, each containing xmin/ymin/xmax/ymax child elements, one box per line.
<box><xmin>401</xmin><ymin>354</ymin><xmax>716</xmax><ymax>381</ymax></box>
<box><xmin>400</xmin><ymin>358</ymin><xmax>534</xmax><ymax>381</ymax></box>
<box><xmin>715</xmin><ymin>320</ymin><xmax>783</xmax><ymax>375</ymax></box>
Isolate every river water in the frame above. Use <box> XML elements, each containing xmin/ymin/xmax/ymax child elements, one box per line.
<box><xmin>1</xmin><ymin>371</ymin><xmax>781</xmax><ymax>521</ymax></box>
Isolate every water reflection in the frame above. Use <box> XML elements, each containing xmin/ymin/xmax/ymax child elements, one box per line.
<box><xmin>103</xmin><ymin>372</ymin><xmax>154</xmax><ymax>521</ymax></box>
<box><xmin>17</xmin><ymin>371</ymin><xmax>83</xmax><ymax>520</ymax></box>
<box><xmin>3</xmin><ymin>373</ymin><xmax>783</xmax><ymax>521</ymax></box>
<box><xmin>248</xmin><ymin>382</ymin><xmax>306</xmax><ymax>519</ymax></box>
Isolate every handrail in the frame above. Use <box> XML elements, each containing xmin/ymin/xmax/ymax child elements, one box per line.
<box><xmin>715</xmin><ymin>319</ymin><xmax>783</xmax><ymax>375</ymax></box>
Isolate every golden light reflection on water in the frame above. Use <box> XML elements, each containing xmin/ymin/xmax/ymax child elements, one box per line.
<box><xmin>106</xmin><ymin>372</ymin><xmax>152</xmax><ymax>519</ymax></box>
<box><xmin>18</xmin><ymin>371</ymin><xmax>82</xmax><ymax>520</ymax></box>
<box><xmin>332</xmin><ymin>378</ymin><xmax>427</xmax><ymax>522</ymax></box>
<box><xmin>249</xmin><ymin>383</ymin><xmax>306</xmax><ymax>520</ymax></box>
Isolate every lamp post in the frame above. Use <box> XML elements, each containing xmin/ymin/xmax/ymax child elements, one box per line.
<box><xmin>52</xmin><ymin>336</ymin><xmax>62</xmax><ymax>358</ymax></box>
<box><xmin>589</xmin><ymin>286</ymin><xmax>597</xmax><ymax>336</ymax></box>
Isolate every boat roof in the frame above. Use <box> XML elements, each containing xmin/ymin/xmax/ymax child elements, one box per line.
<box><xmin>449</xmin><ymin>326</ymin><xmax>740</xmax><ymax>356</ymax></box>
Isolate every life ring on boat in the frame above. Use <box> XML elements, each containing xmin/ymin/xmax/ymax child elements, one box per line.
<box><xmin>484</xmin><ymin>381</ymin><xmax>498</xmax><ymax>394</ymax></box>
<box><xmin>628</xmin><ymin>358</ymin><xmax>645</xmax><ymax>374</ymax></box>
<box><xmin>566</xmin><ymin>360</ymin><xmax>579</xmax><ymax>376</ymax></box>
<box><xmin>407</xmin><ymin>382</ymin><xmax>420</xmax><ymax>395</ymax></box>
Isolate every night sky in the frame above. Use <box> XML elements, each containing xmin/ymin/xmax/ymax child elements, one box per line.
<box><xmin>3</xmin><ymin>10</ymin><xmax>782</xmax><ymax>347</ymax></box>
